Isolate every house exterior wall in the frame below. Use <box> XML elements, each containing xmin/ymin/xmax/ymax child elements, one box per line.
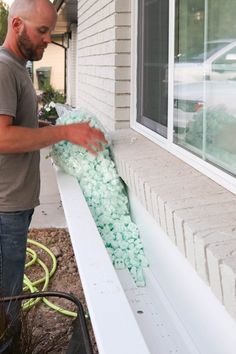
<box><xmin>66</xmin><ymin>0</ymin><xmax>236</xmax><ymax>323</ymax></box>
<box><xmin>33</xmin><ymin>42</ymin><xmax>65</xmax><ymax>93</ymax></box>
<box><xmin>76</xmin><ymin>0</ymin><xmax>131</xmax><ymax>131</ymax></box>
<box><xmin>67</xmin><ymin>24</ymin><xmax>77</xmax><ymax>107</ymax></box>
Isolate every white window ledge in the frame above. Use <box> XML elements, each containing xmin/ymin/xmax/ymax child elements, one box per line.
<box><xmin>110</xmin><ymin>128</ymin><xmax>236</xmax><ymax>322</ymax></box>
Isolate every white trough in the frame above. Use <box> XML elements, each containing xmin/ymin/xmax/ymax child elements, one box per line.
<box><xmin>55</xmin><ymin>167</ymin><xmax>236</xmax><ymax>354</ymax></box>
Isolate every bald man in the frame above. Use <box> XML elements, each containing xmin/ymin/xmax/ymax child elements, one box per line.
<box><xmin>0</xmin><ymin>0</ymin><xmax>106</xmax><ymax>349</ymax></box>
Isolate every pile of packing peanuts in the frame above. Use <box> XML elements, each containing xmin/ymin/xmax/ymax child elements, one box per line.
<box><xmin>52</xmin><ymin>106</ymin><xmax>148</xmax><ymax>286</ymax></box>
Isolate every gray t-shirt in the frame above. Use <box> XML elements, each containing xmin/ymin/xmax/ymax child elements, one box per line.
<box><xmin>0</xmin><ymin>48</ymin><xmax>40</xmax><ymax>211</ymax></box>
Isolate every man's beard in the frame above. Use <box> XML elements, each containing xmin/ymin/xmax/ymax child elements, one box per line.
<box><xmin>17</xmin><ymin>28</ymin><xmax>45</xmax><ymax>61</ymax></box>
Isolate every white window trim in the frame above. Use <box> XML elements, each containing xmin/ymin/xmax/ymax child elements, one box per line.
<box><xmin>130</xmin><ymin>0</ymin><xmax>236</xmax><ymax>195</ymax></box>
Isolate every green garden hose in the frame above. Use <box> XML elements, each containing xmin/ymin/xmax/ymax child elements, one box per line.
<box><xmin>1</xmin><ymin>291</ymin><xmax>93</xmax><ymax>354</ymax></box>
<box><xmin>23</xmin><ymin>238</ymin><xmax>78</xmax><ymax>317</ymax></box>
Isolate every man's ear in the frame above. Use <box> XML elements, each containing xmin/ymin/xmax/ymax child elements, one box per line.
<box><xmin>12</xmin><ymin>17</ymin><xmax>24</xmax><ymax>33</ymax></box>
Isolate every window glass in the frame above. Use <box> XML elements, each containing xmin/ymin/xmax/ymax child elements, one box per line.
<box><xmin>137</xmin><ymin>0</ymin><xmax>169</xmax><ymax>138</ymax></box>
<box><xmin>174</xmin><ymin>0</ymin><xmax>236</xmax><ymax>175</ymax></box>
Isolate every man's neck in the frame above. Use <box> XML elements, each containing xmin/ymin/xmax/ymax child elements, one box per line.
<box><xmin>2</xmin><ymin>39</ymin><xmax>27</xmax><ymax>64</ymax></box>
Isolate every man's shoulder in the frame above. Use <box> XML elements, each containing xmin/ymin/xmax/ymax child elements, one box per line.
<box><xmin>0</xmin><ymin>55</ymin><xmax>15</xmax><ymax>79</ymax></box>
<box><xmin>0</xmin><ymin>49</ymin><xmax>24</xmax><ymax>71</ymax></box>
<box><xmin>0</xmin><ymin>50</ymin><xmax>14</xmax><ymax>68</ymax></box>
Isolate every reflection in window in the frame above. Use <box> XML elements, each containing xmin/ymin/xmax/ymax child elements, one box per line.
<box><xmin>174</xmin><ymin>0</ymin><xmax>236</xmax><ymax>176</ymax></box>
<box><xmin>137</xmin><ymin>0</ymin><xmax>169</xmax><ymax>137</ymax></box>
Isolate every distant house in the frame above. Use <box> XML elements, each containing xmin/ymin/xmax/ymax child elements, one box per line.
<box><xmin>33</xmin><ymin>36</ymin><xmax>65</xmax><ymax>93</ymax></box>
<box><xmin>53</xmin><ymin>1</ymin><xmax>236</xmax><ymax>353</ymax></box>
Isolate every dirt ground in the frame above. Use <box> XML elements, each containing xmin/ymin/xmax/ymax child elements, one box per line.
<box><xmin>22</xmin><ymin>228</ymin><xmax>98</xmax><ymax>354</ymax></box>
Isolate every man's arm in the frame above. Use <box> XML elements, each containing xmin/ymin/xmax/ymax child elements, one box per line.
<box><xmin>0</xmin><ymin>115</ymin><xmax>107</xmax><ymax>154</ymax></box>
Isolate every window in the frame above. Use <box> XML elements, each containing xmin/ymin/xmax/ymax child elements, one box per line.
<box><xmin>137</xmin><ymin>0</ymin><xmax>169</xmax><ymax>138</ymax></box>
<box><xmin>174</xmin><ymin>0</ymin><xmax>236</xmax><ymax>176</ymax></box>
<box><xmin>137</xmin><ymin>0</ymin><xmax>236</xmax><ymax>178</ymax></box>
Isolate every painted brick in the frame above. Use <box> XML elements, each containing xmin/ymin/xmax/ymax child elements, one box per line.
<box><xmin>163</xmin><ymin>192</ymin><xmax>235</xmax><ymax>217</ymax></box>
<box><xmin>126</xmin><ymin>161</ymin><xmax>136</xmax><ymax>193</ymax></box>
<box><xmin>143</xmin><ymin>183</ymin><xmax>155</xmax><ymax>219</ymax></box>
<box><xmin>125</xmin><ymin>163</ymin><xmax>136</xmax><ymax>194</ymax></box>
<box><xmin>115</xmin><ymin>13</ymin><xmax>131</xmax><ymax>26</ymax></box>
<box><xmin>157</xmin><ymin>176</ymin><xmax>223</xmax><ymax>204</ymax></box>
<box><xmin>115</xmin><ymin>53</ymin><xmax>131</xmax><ymax>66</ymax></box>
<box><xmin>143</xmin><ymin>181</ymin><xmax>159</xmax><ymax>214</ymax></box>
<box><xmin>174</xmin><ymin>217</ymin><xmax>187</xmax><ymax>256</ymax></box>
<box><xmin>175</xmin><ymin>201</ymin><xmax>236</xmax><ymax>225</ymax></box>
<box><xmin>115</xmin><ymin>94</ymin><xmax>130</xmax><ymax>107</ymax></box>
<box><xmin>133</xmin><ymin>171</ymin><xmax>143</xmax><ymax>202</ymax></box>
<box><xmin>134</xmin><ymin>172</ymin><xmax>148</xmax><ymax>201</ymax></box>
<box><xmin>130</xmin><ymin>167</ymin><xmax>202</xmax><ymax>241</ymax></box>
<box><xmin>144</xmin><ymin>182</ymin><xmax>157</xmax><ymax>220</ymax></box>
<box><xmin>158</xmin><ymin>197</ymin><xmax>168</xmax><ymax>234</ymax></box>
<box><xmin>151</xmin><ymin>191</ymin><xmax>161</xmax><ymax>225</ymax></box>
<box><xmin>144</xmin><ymin>175</ymin><xmax>223</xmax><ymax>248</ymax></box>
<box><xmin>115</xmin><ymin>0</ymin><xmax>131</xmax><ymax>12</ymax></box>
<box><xmin>116</xmin><ymin>40</ymin><xmax>131</xmax><ymax>52</ymax></box>
<box><xmin>136</xmin><ymin>176</ymin><xmax>147</xmax><ymax>209</ymax></box>
<box><xmin>115</xmin><ymin>27</ymin><xmax>131</xmax><ymax>39</ymax></box>
<box><xmin>110</xmin><ymin>128</ymin><xmax>140</xmax><ymax>144</ymax></box>
<box><xmin>115</xmin><ymin>67</ymin><xmax>131</xmax><ymax>80</ymax></box>
<box><xmin>76</xmin><ymin>0</ymin><xmax>131</xmax><ymax>128</ymax></box>
<box><xmin>115</xmin><ymin>80</ymin><xmax>130</xmax><ymax>93</ymax></box>
<box><xmin>174</xmin><ymin>201</ymin><xmax>236</xmax><ymax>262</ymax></box>
<box><xmin>78</xmin><ymin>0</ymin><xmax>104</xmax><ymax>15</ymax></box>
<box><xmin>114</xmin><ymin>107</ymin><xmax>130</xmax><ymax>121</ymax></box>
<box><xmin>77</xmin><ymin>75</ymin><xmax>115</xmax><ymax>94</ymax></box>
<box><xmin>140</xmin><ymin>176</ymin><xmax>153</xmax><ymax>211</ymax></box>
<box><xmin>184</xmin><ymin>214</ymin><xmax>236</xmax><ymax>268</ymax></box>
<box><xmin>117</xmin><ymin>158</ymin><xmax>126</xmax><ymax>182</ymax></box>
<box><xmin>194</xmin><ymin>230</ymin><xmax>221</xmax><ymax>282</ymax></box>
<box><xmin>127</xmin><ymin>161</ymin><xmax>161</xmax><ymax>181</ymax></box>
<box><xmin>164</xmin><ymin>192</ymin><xmax>236</xmax><ymax>245</ymax></box>
<box><xmin>77</xmin><ymin>54</ymin><xmax>116</xmax><ymax>66</ymax></box>
<box><xmin>165</xmin><ymin>203</ymin><xmax>177</xmax><ymax>244</ymax></box>
<box><xmin>123</xmin><ymin>160</ymin><xmax>132</xmax><ymax>186</ymax></box>
<box><xmin>207</xmin><ymin>240</ymin><xmax>236</xmax><ymax>302</ymax></box>
<box><xmin>221</xmin><ymin>257</ymin><xmax>236</xmax><ymax>320</ymax></box>
<box><xmin>78</xmin><ymin>41</ymin><xmax>116</xmax><ymax>56</ymax></box>
<box><xmin>114</xmin><ymin>120</ymin><xmax>130</xmax><ymax>129</ymax></box>
<box><xmin>79</xmin><ymin>6</ymin><xmax>114</xmax><ymax>32</ymax></box>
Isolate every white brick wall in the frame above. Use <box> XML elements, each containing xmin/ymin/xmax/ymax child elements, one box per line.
<box><xmin>110</xmin><ymin>128</ymin><xmax>236</xmax><ymax>322</ymax></box>
<box><xmin>67</xmin><ymin>24</ymin><xmax>77</xmax><ymax>107</ymax></box>
<box><xmin>74</xmin><ymin>0</ymin><xmax>131</xmax><ymax>130</ymax></box>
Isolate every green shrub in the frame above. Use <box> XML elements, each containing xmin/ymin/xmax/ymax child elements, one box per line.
<box><xmin>38</xmin><ymin>85</ymin><xmax>66</xmax><ymax>124</ymax></box>
<box><xmin>185</xmin><ymin>105</ymin><xmax>235</xmax><ymax>149</ymax></box>
<box><xmin>41</xmin><ymin>84</ymin><xmax>65</xmax><ymax>106</ymax></box>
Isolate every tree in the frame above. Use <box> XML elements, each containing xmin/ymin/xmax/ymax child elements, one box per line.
<box><xmin>0</xmin><ymin>1</ymin><xmax>8</xmax><ymax>45</ymax></box>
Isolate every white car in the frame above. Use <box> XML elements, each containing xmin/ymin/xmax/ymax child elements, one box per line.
<box><xmin>174</xmin><ymin>39</ymin><xmax>236</xmax><ymax>83</ymax></box>
<box><xmin>174</xmin><ymin>80</ymin><xmax>236</xmax><ymax>131</ymax></box>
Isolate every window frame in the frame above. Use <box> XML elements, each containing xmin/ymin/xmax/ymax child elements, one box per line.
<box><xmin>130</xmin><ymin>0</ymin><xmax>236</xmax><ymax>195</ymax></box>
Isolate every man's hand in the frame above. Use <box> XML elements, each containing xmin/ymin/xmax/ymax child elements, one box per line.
<box><xmin>0</xmin><ymin>115</ymin><xmax>108</xmax><ymax>154</ymax></box>
<box><xmin>65</xmin><ymin>122</ymin><xmax>108</xmax><ymax>155</ymax></box>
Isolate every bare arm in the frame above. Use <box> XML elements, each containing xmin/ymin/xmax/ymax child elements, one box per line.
<box><xmin>0</xmin><ymin>115</ymin><xmax>107</xmax><ymax>154</ymax></box>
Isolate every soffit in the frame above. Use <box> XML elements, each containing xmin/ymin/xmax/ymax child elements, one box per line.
<box><xmin>53</xmin><ymin>0</ymin><xmax>77</xmax><ymax>35</ymax></box>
